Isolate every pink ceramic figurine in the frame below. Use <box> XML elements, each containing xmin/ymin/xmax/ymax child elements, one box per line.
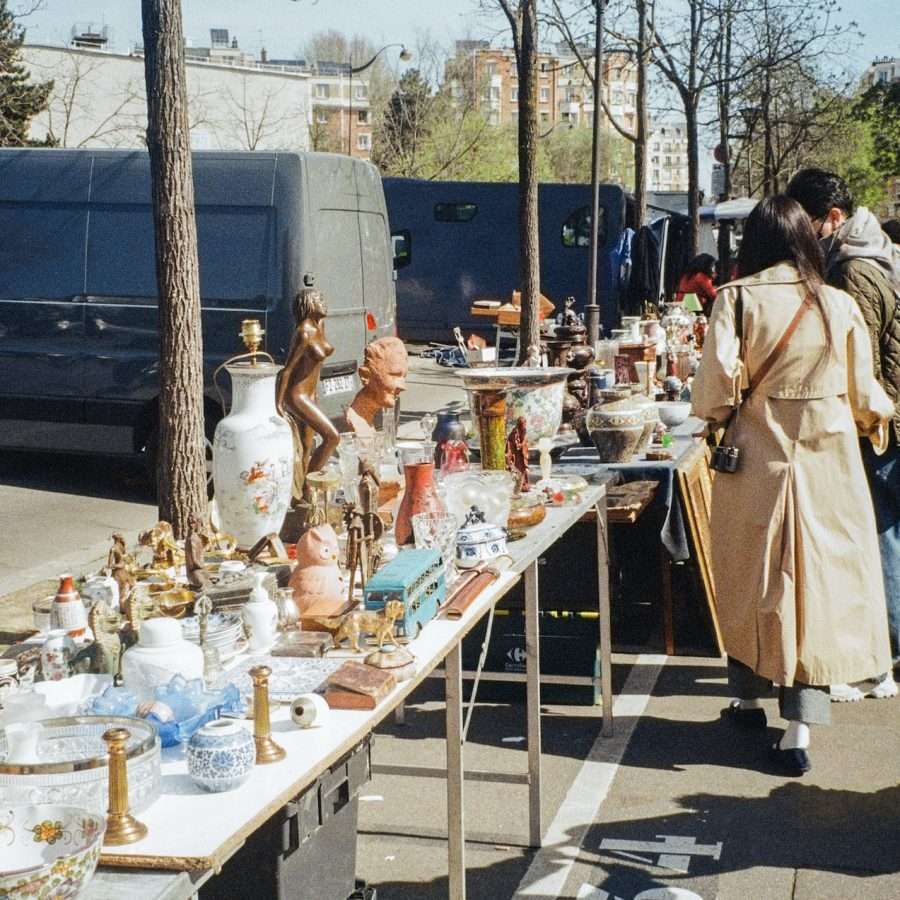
<box><xmin>289</xmin><ymin>524</ymin><xmax>345</xmax><ymax>615</ymax></box>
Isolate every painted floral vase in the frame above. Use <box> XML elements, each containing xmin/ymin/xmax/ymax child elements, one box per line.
<box><xmin>187</xmin><ymin>719</ymin><xmax>256</xmax><ymax>793</ymax></box>
<box><xmin>213</xmin><ymin>361</ymin><xmax>293</xmax><ymax>548</ymax></box>
<box><xmin>40</xmin><ymin>630</ymin><xmax>76</xmax><ymax>682</ymax></box>
<box><xmin>395</xmin><ymin>461</ymin><xmax>446</xmax><ymax>546</ymax></box>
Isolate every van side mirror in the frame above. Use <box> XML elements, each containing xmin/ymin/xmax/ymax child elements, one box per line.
<box><xmin>391</xmin><ymin>230</ymin><xmax>411</xmax><ymax>270</ymax></box>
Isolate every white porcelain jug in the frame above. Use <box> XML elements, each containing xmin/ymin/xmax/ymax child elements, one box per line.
<box><xmin>241</xmin><ymin>572</ymin><xmax>279</xmax><ymax>653</ymax></box>
<box><xmin>212</xmin><ymin>361</ymin><xmax>293</xmax><ymax>549</ymax></box>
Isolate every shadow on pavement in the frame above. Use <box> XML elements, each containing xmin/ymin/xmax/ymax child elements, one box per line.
<box><xmin>0</xmin><ymin>448</ymin><xmax>152</xmax><ymax>503</ymax></box>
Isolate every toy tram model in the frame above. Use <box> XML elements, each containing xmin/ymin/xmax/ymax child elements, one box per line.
<box><xmin>363</xmin><ymin>548</ymin><xmax>446</xmax><ymax>639</ymax></box>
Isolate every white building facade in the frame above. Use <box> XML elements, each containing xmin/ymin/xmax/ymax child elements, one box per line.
<box><xmin>22</xmin><ymin>42</ymin><xmax>312</xmax><ymax>152</ymax></box>
<box><xmin>647</xmin><ymin>122</ymin><xmax>689</xmax><ymax>193</ymax></box>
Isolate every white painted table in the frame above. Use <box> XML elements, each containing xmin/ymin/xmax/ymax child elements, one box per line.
<box><xmin>89</xmin><ymin>481</ymin><xmax>611</xmax><ymax>900</ymax></box>
<box><xmin>93</xmin><ymin>571</ymin><xmax>519</xmax><ymax>883</ymax></box>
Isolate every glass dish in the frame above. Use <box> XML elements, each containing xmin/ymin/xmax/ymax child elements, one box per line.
<box><xmin>0</xmin><ymin>715</ymin><xmax>161</xmax><ymax>815</ymax></box>
<box><xmin>440</xmin><ymin>468</ymin><xmax>517</xmax><ymax>528</ymax></box>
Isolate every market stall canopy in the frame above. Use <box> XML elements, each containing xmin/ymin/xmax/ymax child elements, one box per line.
<box><xmin>699</xmin><ymin>198</ymin><xmax>758</xmax><ymax>221</ymax></box>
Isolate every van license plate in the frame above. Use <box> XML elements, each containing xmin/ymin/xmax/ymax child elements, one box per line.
<box><xmin>321</xmin><ymin>374</ymin><xmax>355</xmax><ymax>396</ymax></box>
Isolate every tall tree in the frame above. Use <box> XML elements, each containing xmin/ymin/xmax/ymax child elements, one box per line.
<box><xmin>496</xmin><ymin>0</ymin><xmax>542</xmax><ymax>364</ymax></box>
<box><xmin>0</xmin><ymin>0</ymin><xmax>52</xmax><ymax>145</ymax></box>
<box><xmin>854</xmin><ymin>81</ymin><xmax>900</xmax><ymax>183</ymax></box>
<box><xmin>372</xmin><ymin>68</ymin><xmax>433</xmax><ymax>175</ymax></box>
<box><xmin>141</xmin><ymin>0</ymin><xmax>207</xmax><ymax>536</ymax></box>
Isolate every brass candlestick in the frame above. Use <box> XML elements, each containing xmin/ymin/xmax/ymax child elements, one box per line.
<box><xmin>250</xmin><ymin>665</ymin><xmax>286</xmax><ymax>764</ymax></box>
<box><xmin>102</xmin><ymin>727</ymin><xmax>148</xmax><ymax>846</ymax></box>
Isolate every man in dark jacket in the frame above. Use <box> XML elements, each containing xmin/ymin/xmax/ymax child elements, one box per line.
<box><xmin>788</xmin><ymin>168</ymin><xmax>900</xmax><ymax>700</ymax></box>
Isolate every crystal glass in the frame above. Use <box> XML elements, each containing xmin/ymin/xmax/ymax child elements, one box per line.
<box><xmin>412</xmin><ymin>511</ymin><xmax>459</xmax><ymax>585</ymax></box>
<box><xmin>0</xmin><ymin>715</ymin><xmax>161</xmax><ymax>815</ymax></box>
<box><xmin>337</xmin><ymin>433</ymin><xmax>360</xmax><ymax>504</ymax></box>
<box><xmin>400</xmin><ymin>443</ymin><xmax>435</xmax><ymax>466</ymax></box>
<box><xmin>420</xmin><ymin>412</ymin><xmax>437</xmax><ymax>441</ymax></box>
<box><xmin>32</xmin><ymin>595</ymin><xmax>53</xmax><ymax>632</ymax></box>
<box><xmin>595</xmin><ymin>339</ymin><xmax>619</xmax><ymax>369</ymax></box>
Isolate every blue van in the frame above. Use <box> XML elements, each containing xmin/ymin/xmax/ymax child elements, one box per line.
<box><xmin>0</xmin><ymin>149</ymin><xmax>396</xmax><ymax>467</ymax></box>
<box><xmin>384</xmin><ymin>178</ymin><xmax>630</xmax><ymax>342</ymax></box>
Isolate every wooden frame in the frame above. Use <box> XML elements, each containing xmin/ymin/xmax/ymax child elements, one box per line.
<box><xmin>675</xmin><ymin>442</ymin><xmax>725</xmax><ymax>655</ymax></box>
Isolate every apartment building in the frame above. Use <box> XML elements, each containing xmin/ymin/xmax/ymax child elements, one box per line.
<box><xmin>451</xmin><ymin>40</ymin><xmax>637</xmax><ymax>135</ymax></box>
<box><xmin>647</xmin><ymin>122</ymin><xmax>689</xmax><ymax>193</ymax></box>
<box><xmin>23</xmin><ymin>28</ymin><xmax>312</xmax><ymax>153</ymax></box>
<box><xmin>863</xmin><ymin>56</ymin><xmax>900</xmax><ymax>87</ymax></box>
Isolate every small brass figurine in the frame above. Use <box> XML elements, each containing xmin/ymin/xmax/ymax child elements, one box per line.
<box><xmin>276</xmin><ymin>288</ymin><xmax>340</xmax><ymax>502</ymax></box>
<box><xmin>185</xmin><ymin>515</ymin><xmax>211</xmax><ymax>591</ymax></box>
<box><xmin>105</xmin><ymin>533</ymin><xmax>136</xmax><ymax>607</ymax></box>
<box><xmin>249</xmin><ymin>665</ymin><xmax>286</xmax><ymax>764</ymax></box>
<box><xmin>102</xmin><ymin>727</ymin><xmax>148</xmax><ymax>845</ymax></box>
<box><xmin>88</xmin><ymin>600</ymin><xmax>123</xmax><ymax>676</ymax></box>
<box><xmin>311</xmin><ymin>599</ymin><xmax>404</xmax><ymax>653</ymax></box>
<box><xmin>138</xmin><ymin>521</ymin><xmax>184</xmax><ymax>570</ymax></box>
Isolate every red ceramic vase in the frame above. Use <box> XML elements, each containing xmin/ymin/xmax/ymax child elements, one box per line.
<box><xmin>52</xmin><ymin>573</ymin><xmax>87</xmax><ymax>640</ymax></box>
<box><xmin>395</xmin><ymin>462</ymin><xmax>446</xmax><ymax>546</ymax></box>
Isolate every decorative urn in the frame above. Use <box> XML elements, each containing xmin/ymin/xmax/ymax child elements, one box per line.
<box><xmin>212</xmin><ymin>360</ymin><xmax>293</xmax><ymax>549</ymax></box>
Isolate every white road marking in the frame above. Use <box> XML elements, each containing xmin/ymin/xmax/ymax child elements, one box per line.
<box><xmin>600</xmin><ymin>836</ymin><xmax>723</xmax><ymax>874</ymax></box>
<box><xmin>513</xmin><ymin>654</ymin><xmax>667</xmax><ymax>898</ymax></box>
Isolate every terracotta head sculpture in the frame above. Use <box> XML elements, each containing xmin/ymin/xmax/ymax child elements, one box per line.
<box><xmin>347</xmin><ymin>336</ymin><xmax>408</xmax><ymax>433</ymax></box>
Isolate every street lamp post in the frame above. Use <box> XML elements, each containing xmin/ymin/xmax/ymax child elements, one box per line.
<box><xmin>347</xmin><ymin>43</ymin><xmax>411</xmax><ymax>156</ymax></box>
<box><xmin>586</xmin><ymin>0</ymin><xmax>609</xmax><ymax>346</ymax></box>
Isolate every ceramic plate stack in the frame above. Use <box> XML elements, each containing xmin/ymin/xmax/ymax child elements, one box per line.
<box><xmin>180</xmin><ymin>612</ymin><xmax>247</xmax><ymax>663</ymax></box>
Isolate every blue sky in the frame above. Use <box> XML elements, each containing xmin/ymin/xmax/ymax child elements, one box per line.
<box><xmin>21</xmin><ymin>0</ymin><xmax>899</xmax><ymax>74</ymax></box>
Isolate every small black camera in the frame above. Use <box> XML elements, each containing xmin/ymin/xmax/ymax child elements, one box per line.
<box><xmin>710</xmin><ymin>444</ymin><xmax>741</xmax><ymax>473</ymax></box>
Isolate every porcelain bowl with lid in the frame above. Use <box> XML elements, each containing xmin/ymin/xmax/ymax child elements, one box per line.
<box><xmin>455</xmin><ymin>506</ymin><xmax>509</xmax><ymax>569</ymax></box>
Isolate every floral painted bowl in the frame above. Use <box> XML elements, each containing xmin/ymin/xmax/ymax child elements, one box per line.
<box><xmin>0</xmin><ymin>804</ymin><xmax>105</xmax><ymax>899</ymax></box>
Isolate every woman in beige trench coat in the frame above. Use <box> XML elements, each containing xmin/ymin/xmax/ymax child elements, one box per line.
<box><xmin>692</xmin><ymin>196</ymin><xmax>893</xmax><ymax>774</ymax></box>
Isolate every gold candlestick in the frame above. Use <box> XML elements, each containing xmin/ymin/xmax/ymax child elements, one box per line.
<box><xmin>102</xmin><ymin>727</ymin><xmax>148</xmax><ymax>846</ymax></box>
<box><xmin>250</xmin><ymin>665</ymin><xmax>286</xmax><ymax>764</ymax></box>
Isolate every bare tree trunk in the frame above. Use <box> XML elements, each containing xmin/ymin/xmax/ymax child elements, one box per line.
<box><xmin>685</xmin><ymin>98</ymin><xmax>700</xmax><ymax>258</ymax></box>
<box><xmin>633</xmin><ymin>0</ymin><xmax>650</xmax><ymax>228</ymax></box>
<box><xmin>141</xmin><ymin>0</ymin><xmax>207</xmax><ymax>537</ymax></box>
<box><xmin>516</xmin><ymin>0</ymin><xmax>541</xmax><ymax>363</ymax></box>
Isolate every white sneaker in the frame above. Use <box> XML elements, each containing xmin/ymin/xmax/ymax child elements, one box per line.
<box><xmin>830</xmin><ymin>682</ymin><xmax>865</xmax><ymax>702</ymax></box>
<box><xmin>867</xmin><ymin>674</ymin><xmax>899</xmax><ymax>699</ymax></box>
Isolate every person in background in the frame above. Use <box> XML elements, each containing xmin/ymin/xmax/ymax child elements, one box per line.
<box><xmin>882</xmin><ymin>218</ymin><xmax>900</xmax><ymax>245</ymax></box>
<box><xmin>692</xmin><ymin>195</ymin><xmax>893</xmax><ymax>775</ymax></box>
<box><xmin>787</xmin><ymin>168</ymin><xmax>900</xmax><ymax>702</ymax></box>
<box><xmin>675</xmin><ymin>253</ymin><xmax>718</xmax><ymax>312</ymax></box>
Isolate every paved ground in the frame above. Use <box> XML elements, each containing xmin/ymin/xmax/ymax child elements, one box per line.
<box><xmin>3</xmin><ymin>352</ymin><xmax>899</xmax><ymax>899</ymax></box>
<box><xmin>359</xmin><ymin>655</ymin><xmax>900</xmax><ymax>900</ymax></box>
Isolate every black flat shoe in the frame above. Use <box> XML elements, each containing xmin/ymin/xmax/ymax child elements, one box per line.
<box><xmin>768</xmin><ymin>743</ymin><xmax>811</xmax><ymax>775</ymax></box>
<box><xmin>721</xmin><ymin>700</ymin><xmax>767</xmax><ymax>729</ymax></box>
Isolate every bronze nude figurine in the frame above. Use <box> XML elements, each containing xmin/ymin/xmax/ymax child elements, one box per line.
<box><xmin>276</xmin><ymin>288</ymin><xmax>340</xmax><ymax>501</ymax></box>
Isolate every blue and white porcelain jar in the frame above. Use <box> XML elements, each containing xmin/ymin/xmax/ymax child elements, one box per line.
<box><xmin>187</xmin><ymin>718</ymin><xmax>256</xmax><ymax>793</ymax></box>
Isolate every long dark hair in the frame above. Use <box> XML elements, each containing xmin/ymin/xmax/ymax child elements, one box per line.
<box><xmin>737</xmin><ymin>194</ymin><xmax>831</xmax><ymax>349</ymax></box>
<box><xmin>683</xmin><ymin>253</ymin><xmax>717</xmax><ymax>279</ymax></box>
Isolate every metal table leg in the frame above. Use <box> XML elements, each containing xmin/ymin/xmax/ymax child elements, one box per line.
<box><xmin>525</xmin><ymin>559</ymin><xmax>542</xmax><ymax>847</ymax></box>
<box><xmin>596</xmin><ymin>500</ymin><xmax>614</xmax><ymax>737</ymax></box>
<box><xmin>445</xmin><ymin>643</ymin><xmax>466</xmax><ymax>899</ymax></box>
